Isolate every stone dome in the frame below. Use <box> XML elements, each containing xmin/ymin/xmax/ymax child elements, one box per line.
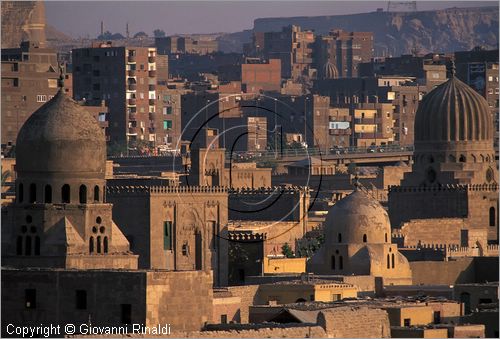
<box><xmin>16</xmin><ymin>90</ymin><xmax>106</xmax><ymax>178</ymax></box>
<box><xmin>414</xmin><ymin>75</ymin><xmax>493</xmax><ymax>143</ymax></box>
<box><xmin>322</xmin><ymin>60</ymin><xmax>339</xmax><ymax>79</ymax></box>
<box><xmin>325</xmin><ymin>188</ymin><xmax>391</xmax><ymax>244</ymax></box>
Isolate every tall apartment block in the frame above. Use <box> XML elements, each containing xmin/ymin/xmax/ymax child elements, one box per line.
<box><xmin>72</xmin><ymin>42</ymin><xmax>159</xmax><ymax>150</ymax></box>
<box><xmin>315</xmin><ymin>30</ymin><xmax>373</xmax><ymax>78</ymax></box>
<box><xmin>1</xmin><ymin>41</ymin><xmax>59</xmax><ymax>147</ymax></box>
<box><xmin>263</xmin><ymin>25</ymin><xmax>314</xmax><ymax>80</ymax></box>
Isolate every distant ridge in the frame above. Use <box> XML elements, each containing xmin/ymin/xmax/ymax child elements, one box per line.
<box><xmin>253</xmin><ymin>6</ymin><xmax>499</xmax><ymax>55</ymax></box>
<box><xmin>218</xmin><ymin>6</ymin><xmax>499</xmax><ymax>55</ymax></box>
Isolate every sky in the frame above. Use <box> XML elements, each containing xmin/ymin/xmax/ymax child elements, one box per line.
<box><xmin>45</xmin><ymin>1</ymin><xmax>497</xmax><ymax>38</ymax></box>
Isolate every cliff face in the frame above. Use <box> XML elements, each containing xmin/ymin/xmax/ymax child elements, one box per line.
<box><xmin>221</xmin><ymin>6</ymin><xmax>498</xmax><ymax>55</ymax></box>
<box><xmin>1</xmin><ymin>1</ymin><xmax>46</xmax><ymax>48</ymax></box>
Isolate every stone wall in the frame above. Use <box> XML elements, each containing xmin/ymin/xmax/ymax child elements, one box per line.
<box><xmin>226</xmin><ymin>285</ymin><xmax>262</xmax><ymax>323</ymax></box>
<box><xmin>410</xmin><ymin>257</ymin><xmax>499</xmax><ymax>285</ymax></box>
<box><xmin>317</xmin><ymin>306</ymin><xmax>391</xmax><ymax>338</ymax></box>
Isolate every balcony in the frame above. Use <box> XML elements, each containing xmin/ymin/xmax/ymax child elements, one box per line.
<box><xmin>149</xmin><ymin>99</ymin><xmax>155</xmax><ymax>105</ymax></box>
<box><xmin>148</xmin><ymin>56</ymin><xmax>156</xmax><ymax>63</ymax></box>
<box><xmin>148</xmin><ymin>84</ymin><xmax>156</xmax><ymax>91</ymax></box>
<box><xmin>128</xmin><ymin>69</ymin><xmax>136</xmax><ymax>77</ymax></box>
<box><xmin>128</xmin><ymin>127</ymin><xmax>138</xmax><ymax>135</ymax></box>
<box><xmin>128</xmin><ymin>84</ymin><xmax>137</xmax><ymax>91</ymax></box>
<box><xmin>148</xmin><ymin>70</ymin><xmax>156</xmax><ymax>77</ymax></box>
<box><xmin>128</xmin><ymin>98</ymin><xmax>136</xmax><ymax>106</ymax></box>
<box><xmin>129</xmin><ymin>113</ymin><xmax>137</xmax><ymax>121</ymax></box>
<box><xmin>128</xmin><ymin>55</ymin><xmax>136</xmax><ymax>63</ymax></box>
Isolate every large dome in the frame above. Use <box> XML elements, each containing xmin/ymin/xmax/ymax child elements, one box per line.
<box><xmin>414</xmin><ymin>75</ymin><xmax>493</xmax><ymax>143</ymax></box>
<box><xmin>324</xmin><ymin>188</ymin><xmax>391</xmax><ymax>244</ymax></box>
<box><xmin>16</xmin><ymin>90</ymin><xmax>106</xmax><ymax>178</ymax></box>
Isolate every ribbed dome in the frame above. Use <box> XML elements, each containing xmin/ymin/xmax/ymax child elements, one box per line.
<box><xmin>414</xmin><ymin>76</ymin><xmax>493</xmax><ymax>143</ymax></box>
<box><xmin>324</xmin><ymin>189</ymin><xmax>391</xmax><ymax>244</ymax></box>
<box><xmin>322</xmin><ymin>60</ymin><xmax>339</xmax><ymax>79</ymax></box>
<box><xmin>16</xmin><ymin>90</ymin><xmax>106</xmax><ymax>178</ymax></box>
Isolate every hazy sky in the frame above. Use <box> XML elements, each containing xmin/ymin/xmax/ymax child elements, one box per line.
<box><xmin>45</xmin><ymin>1</ymin><xmax>497</xmax><ymax>37</ymax></box>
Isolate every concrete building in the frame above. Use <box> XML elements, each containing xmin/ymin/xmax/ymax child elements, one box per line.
<box><xmin>314</xmin><ymin>30</ymin><xmax>373</xmax><ymax>78</ymax></box>
<box><xmin>72</xmin><ymin>42</ymin><xmax>160</xmax><ymax>152</ymax></box>
<box><xmin>1</xmin><ymin>41</ymin><xmax>59</xmax><ymax>147</ymax></box>
<box><xmin>241</xmin><ymin>58</ymin><xmax>281</xmax><ymax>93</ymax></box>
<box><xmin>155</xmin><ymin>36</ymin><xmax>218</xmax><ymax>55</ymax></box>
<box><xmin>263</xmin><ymin>25</ymin><xmax>314</xmax><ymax>80</ymax></box>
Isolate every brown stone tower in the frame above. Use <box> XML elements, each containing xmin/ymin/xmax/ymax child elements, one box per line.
<box><xmin>1</xmin><ymin>1</ymin><xmax>47</xmax><ymax>48</ymax></box>
<box><xmin>2</xmin><ymin>81</ymin><xmax>137</xmax><ymax>268</ymax></box>
<box><xmin>388</xmin><ymin>63</ymin><xmax>499</xmax><ymax>242</ymax></box>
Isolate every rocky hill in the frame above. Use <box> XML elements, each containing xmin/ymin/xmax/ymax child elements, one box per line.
<box><xmin>219</xmin><ymin>6</ymin><xmax>499</xmax><ymax>55</ymax></box>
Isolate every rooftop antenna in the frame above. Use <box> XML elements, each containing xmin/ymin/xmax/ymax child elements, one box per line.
<box><xmin>126</xmin><ymin>22</ymin><xmax>130</xmax><ymax>40</ymax></box>
<box><xmin>100</xmin><ymin>21</ymin><xmax>104</xmax><ymax>37</ymax></box>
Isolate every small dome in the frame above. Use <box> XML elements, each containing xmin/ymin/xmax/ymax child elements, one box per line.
<box><xmin>16</xmin><ymin>90</ymin><xmax>106</xmax><ymax>178</ymax></box>
<box><xmin>322</xmin><ymin>60</ymin><xmax>339</xmax><ymax>79</ymax></box>
<box><xmin>414</xmin><ymin>76</ymin><xmax>493</xmax><ymax>143</ymax></box>
<box><xmin>325</xmin><ymin>189</ymin><xmax>391</xmax><ymax>244</ymax></box>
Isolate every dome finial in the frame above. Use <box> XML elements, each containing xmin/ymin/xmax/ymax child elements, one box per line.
<box><xmin>58</xmin><ymin>62</ymin><xmax>65</xmax><ymax>89</ymax></box>
<box><xmin>448</xmin><ymin>59</ymin><xmax>456</xmax><ymax>78</ymax></box>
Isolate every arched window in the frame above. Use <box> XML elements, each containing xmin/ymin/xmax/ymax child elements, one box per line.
<box><xmin>459</xmin><ymin>155</ymin><xmax>466</xmax><ymax>162</ymax></box>
<box><xmin>16</xmin><ymin>236</ymin><xmax>23</xmax><ymax>255</ymax></box>
<box><xmin>29</xmin><ymin>183</ymin><xmax>36</xmax><ymax>203</ymax></box>
<box><xmin>338</xmin><ymin>233</ymin><xmax>342</xmax><ymax>243</ymax></box>
<box><xmin>331</xmin><ymin>255</ymin><xmax>336</xmax><ymax>270</ymax></box>
<box><xmin>61</xmin><ymin>184</ymin><xmax>70</xmax><ymax>203</ymax></box>
<box><xmin>94</xmin><ymin>185</ymin><xmax>100</xmax><ymax>202</ymax></box>
<box><xmin>34</xmin><ymin>236</ymin><xmax>40</xmax><ymax>255</ymax></box>
<box><xmin>97</xmin><ymin>236</ymin><xmax>101</xmax><ymax>254</ymax></box>
<box><xmin>103</xmin><ymin>237</ymin><xmax>108</xmax><ymax>254</ymax></box>
<box><xmin>79</xmin><ymin>185</ymin><xmax>87</xmax><ymax>204</ymax></box>
<box><xmin>89</xmin><ymin>236</ymin><xmax>94</xmax><ymax>254</ymax></box>
<box><xmin>391</xmin><ymin>253</ymin><xmax>395</xmax><ymax>268</ymax></box>
<box><xmin>490</xmin><ymin>207</ymin><xmax>496</xmax><ymax>227</ymax></box>
<box><xmin>339</xmin><ymin>256</ymin><xmax>343</xmax><ymax>270</ymax></box>
<box><xmin>486</xmin><ymin>155</ymin><xmax>491</xmax><ymax>162</ymax></box>
<box><xmin>44</xmin><ymin>185</ymin><xmax>52</xmax><ymax>203</ymax></box>
<box><xmin>25</xmin><ymin>236</ymin><xmax>32</xmax><ymax>256</ymax></box>
<box><xmin>18</xmin><ymin>183</ymin><xmax>24</xmax><ymax>203</ymax></box>
<box><xmin>385</xmin><ymin>233</ymin><xmax>388</xmax><ymax>242</ymax></box>
<box><xmin>363</xmin><ymin>234</ymin><xmax>367</xmax><ymax>243</ymax></box>
<box><xmin>387</xmin><ymin>254</ymin><xmax>390</xmax><ymax>269</ymax></box>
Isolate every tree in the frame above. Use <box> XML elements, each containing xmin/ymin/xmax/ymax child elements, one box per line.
<box><xmin>153</xmin><ymin>29</ymin><xmax>166</xmax><ymax>38</ymax></box>
<box><xmin>133</xmin><ymin>31</ymin><xmax>148</xmax><ymax>39</ymax></box>
<box><xmin>281</xmin><ymin>243</ymin><xmax>294</xmax><ymax>258</ymax></box>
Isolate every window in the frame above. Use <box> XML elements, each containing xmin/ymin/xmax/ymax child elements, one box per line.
<box><xmin>433</xmin><ymin>311</ymin><xmax>441</xmax><ymax>324</ymax></box>
<box><xmin>25</xmin><ymin>289</ymin><xmax>36</xmax><ymax>309</ymax></box>
<box><xmin>94</xmin><ymin>186</ymin><xmax>100</xmax><ymax>202</ymax></box>
<box><xmin>61</xmin><ymin>184</ymin><xmax>70</xmax><ymax>203</ymax></box>
<box><xmin>362</xmin><ymin>234</ymin><xmax>367</xmax><ymax>243</ymax></box>
<box><xmin>76</xmin><ymin>290</ymin><xmax>87</xmax><ymax>310</ymax></box>
<box><xmin>385</xmin><ymin>233</ymin><xmax>388</xmax><ymax>242</ymax></box>
<box><xmin>89</xmin><ymin>237</ymin><xmax>94</xmax><ymax>254</ymax></box>
<box><xmin>391</xmin><ymin>253</ymin><xmax>395</xmax><ymax>268</ymax></box>
<box><xmin>79</xmin><ymin>185</ymin><xmax>87</xmax><ymax>204</ymax></box>
<box><xmin>221</xmin><ymin>315</ymin><xmax>228</xmax><ymax>324</ymax></box>
<box><xmin>121</xmin><ymin>304</ymin><xmax>132</xmax><ymax>324</ymax></box>
<box><xmin>338</xmin><ymin>256</ymin><xmax>343</xmax><ymax>270</ymax></box>
<box><xmin>17</xmin><ymin>236</ymin><xmax>23</xmax><ymax>255</ymax></box>
<box><xmin>29</xmin><ymin>183</ymin><xmax>36</xmax><ymax>203</ymax></box>
<box><xmin>25</xmin><ymin>236</ymin><xmax>32</xmax><ymax>256</ymax></box>
<box><xmin>163</xmin><ymin>120</ymin><xmax>172</xmax><ymax>130</ymax></box>
<box><xmin>164</xmin><ymin>221</ymin><xmax>172</xmax><ymax>250</ymax></box>
<box><xmin>331</xmin><ymin>294</ymin><xmax>341</xmax><ymax>301</ymax></box>
<box><xmin>36</xmin><ymin>95</ymin><xmax>47</xmax><ymax>102</ymax></box>
<box><xmin>403</xmin><ymin>318</ymin><xmax>411</xmax><ymax>327</ymax></box>
<box><xmin>44</xmin><ymin>185</ymin><xmax>52</xmax><ymax>203</ymax></box>
<box><xmin>331</xmin><ymin>255</ymin><xmax>336</xmax><ymax>270</ymax></box>
<box><xmin>387</xmin><ymin>254</ymin><xmax>390</xmax><ymax>269</ymax></box>
<box><xmin>103</xmin><ymin>237</ymin><xmax>108</xmax><ymax>253</ymax></box>
<box><xmin>490</xmin><ymin>207</ymin><xmax>496</xmax><ymax>227</ymax></box>
<box><xmin>97</xmin><ymin>236</ymin><xmax>101</xmax><ymax>254</ymax></box>
<box><xmin>338</xmin><ymin>233</ymin><xmax>342</xmax><ymax>243</ymax></box>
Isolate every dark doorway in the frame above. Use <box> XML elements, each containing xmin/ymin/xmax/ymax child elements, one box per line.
<box><xmin>195</xmin><ymin>230</ymin><xmax>202</xmax><ymax>270</ymax></box>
